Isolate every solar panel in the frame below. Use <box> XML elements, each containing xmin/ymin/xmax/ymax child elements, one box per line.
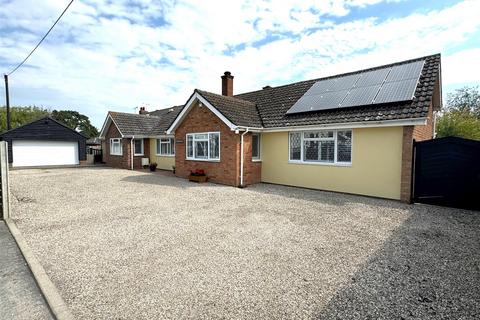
<box><xmin>355</xmin><ymin>68</ymin><xmax>390</xmax><ymax>88</ymax></box>
<box><xmin>341</xmin><ymin>85</ymin><xmax>381</xmax><ymax>108</ymax></box>
<box><xmin>286</xmin><ymin>59</ymin><xmax>425</xmax><ymax>115</ymax></box>
<box><xmin>386</xmin><ymin>60</ymin><xmax>424</xmax><ymax>82</ymax></box>
<box><xmin>374</xmin><ymin>78</ymin><xmax>418</xmax><ymax>104</ymax></box>
<box><xmin>328</xmin><ymin>74</ymin><xmax>361</xmax><ymax>92</ymax></box>
<box><xmin>307</xmin><ymin>74</ymin><xmax>360</xmax><ymax>94</ymax></box>
<box><xmin>286</xmin><ymin>90</ymin><xmax>349</xmax><ymax>114</ymax></box>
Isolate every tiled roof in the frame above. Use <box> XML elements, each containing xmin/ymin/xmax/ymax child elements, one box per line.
<box><xmin>148</xmin><ymin>105</ymin><xmax>184</xmax><ymax>134</ymax></box>
<box><xmin>109</xmin><ymin>112</ymin><xmax>161</xmax><ymax>136</ymax></box>
<box><xmin>234</xmin><ymin>53</ymin><xmax>441</xmax><ymax>128</ymax></box>
<box><xmin>106</xmin><ymin>54</ymin><xmax>440</xmax><ymax>134</ymax></box>
<box><xmin>109</xmin><ymin>105</ymin><xmax>183</xmax><ymax>136</ymax></box>
<box><xmin>196</xmin><ymin>90</ymin><xmax>263</xmax><ymax>127</ymax></box>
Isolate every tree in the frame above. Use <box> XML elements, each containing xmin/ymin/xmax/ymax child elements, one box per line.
<box><xmin>0</xmin><ymin>106</ymin><xmax>50</xmax><ymax>132</ymax></box>
<box><xmin>51</xmin><ymin>110</ymin><xmax>99</xmax><ymax>138</ymax></box>
<box><xmin>436</xmin><ymin>86</ymin><xmax>480</xmax><ymax>141</ymax></box>
<box><xmin>0</xmin><ymin>106</ymin><xmax>99</xmax><ymax>138</ymax></box>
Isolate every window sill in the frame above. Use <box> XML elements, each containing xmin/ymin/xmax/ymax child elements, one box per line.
<box><xmin>156</xmin><ymin>154</ymin><xmax>175</xmax><ymax>157</ymax></box>
<box><xmin>288</xmin><ymin>160</ymin><xmax>352</xmax><ymax>167</ymax></box>
<box><xmin>186</xmin><ymin>158</ymin><xmax>220</xmax><ymax>162</ymax></box>
<box><xmin>252</xmin><ymin>159</ymin><xmax>262</xmax><ymax>162</ymax></box>
<box><xmin>110</xmin><ymin>153</ymin><xmax>123</xmax><ymax>156</ymax></box>
<box><xmin>134</xmin><ymin>154</ymin><xmax>144</xmax><ymax>156</ymax></box>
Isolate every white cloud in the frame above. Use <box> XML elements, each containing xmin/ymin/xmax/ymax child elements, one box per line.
<box><xmin>0</xmin><ymin>0</ymin><xmax>479</xmax><ymax>128</ymax></box>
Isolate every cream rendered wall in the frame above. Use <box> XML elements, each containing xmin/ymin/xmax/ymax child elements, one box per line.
<box><xmin>260</xmin><ymin>127</ymin><xmax>404</xmax><ymax>200</ymax></box>
<box><xmin>149</xmin><ymin>138</ymin><xmax>175</xmax><ymax>171</ymax></box>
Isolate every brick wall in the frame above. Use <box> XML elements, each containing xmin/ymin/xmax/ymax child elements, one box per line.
<box><xmin>175</xmin><ymin>102</ymin><xmax>241</xmax><ymax>186</ymax></box>
<box><xmin>413</xmin><ymin>103</ymin><xmax>434</xmax><ymax>141</ymax></box>
<box><xmin>104</xmin><ymin>123</ymin><xmax>130</xmax><ymax>169</ymax></box>
<box><xmin>400</xmin><ymin>103</ymin><xmax>435</xmax><ymax>202</ymax></box>
<box><xmin>132</xmin><ymin>138</ymin><xmax>150</xmax><ymax>169</ymax></box>
<box><xmin>174</xmin><ymin>102</ymin><xmax>261</xmax><ymax>186</ymax></box>
<box><xmin>242</xmin><ymin>133</ymin><xmax>262</xmax><ymax>185</ymax></box>
<box><xmin>400</xmin><ymin>126</ymin><xmax>414</xmax><ymax>203</ymax></box>
<box><xmin>104</xmin><ymin>123</ymin><xmax>149</xmax><ymax>170</ymax></box>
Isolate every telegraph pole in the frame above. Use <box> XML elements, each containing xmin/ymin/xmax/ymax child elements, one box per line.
<box><xmin>4</xmin><ymin>74</ymin><xmax>11</xmax><ymax>131</ymax></box>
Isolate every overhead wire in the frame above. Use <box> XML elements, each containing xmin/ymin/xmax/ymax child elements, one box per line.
<box><xmin>6</xmin><ymin>0</ymin><xmax>75</xmax><ymax>76</ymax></box>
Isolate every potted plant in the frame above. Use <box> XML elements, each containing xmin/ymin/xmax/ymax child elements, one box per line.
<box><xmin>172</xmin><ymin>165</ymin><xmax>176</xmax><ymax>174</ymax></box>
<box><xmin>188</xmin><ymin>169</ymin><xmax>207</xmax><ymax>183</ymax></box>
<box><xmin>149</xmin><ymin>162</ymin><xmax>157</xmax><ymax>172</ymax></box>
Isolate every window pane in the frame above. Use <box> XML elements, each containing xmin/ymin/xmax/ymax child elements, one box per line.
<box><xmin>160</xmin><ymin>142</ymin><xmax>168</xmax><ymax>155</ymax></box>
<box><xmin>134</xmin><ymin>139</ymin><xmax>143</xmax><ymax>154</ymax></box>
<box><xmin>320</xmin><ymin>141</ymin><xmax>335</xmax><ymax>162</ymax></box>
<box><xmin>304</xmin><ymin>140</ymin><xmax>319</xmax><ymax>161</ymax></box>
<box><xmin>252</xmin><ymin>134</ymin><xmax>259</xmax><ymax>159</ymax></box>
<box><xmin>156</xmin><ymin>139</ymin><xmax>161</xmax><ymax>154</ymax></box>
<box><xmin>304</xmin><ymin>131</ymin><xmax>319</xmax><ymax>139</ymax></box>
<box><xmin>209</xmin><ymin>133</ymin><xmax>219</xmax><ymax>159</ymax></box>
<box><xmin>195</xmin><ymin>133</ymin><xmax>208</xmax><ymax>140</ymax></box>
<box><xmin>195</xmin><ymin>141</ymin><xmax>208</xmax><ymax>158</ymax></box>
<box><xmin>169</xmin><ymin>138</ymin><xmax>175</xmax><ymax>155</ymax></box>
<box><xmin>337</xmin><ymin>131</ymin><xmax>352</xmax><ymax>162</ymax></box>
<box><xmin>187</xmin><ymin>135</ymin><xmax>193</xmax><ymax>158</ymax></box>
<box><xmin>321</xmin><ymin>131</ymin><xmax>334</xmax><ymax>138</ymax></box>
<box><xmin>290</xmin><ymin>132</ymin><xmax>301</xmax><ymax>160</ymax></box>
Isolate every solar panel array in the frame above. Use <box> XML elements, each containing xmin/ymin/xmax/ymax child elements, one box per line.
<box><xmin>286</xmin><ymin>60</ymin><xmax>424</xmax><ymax>114</ymax></box>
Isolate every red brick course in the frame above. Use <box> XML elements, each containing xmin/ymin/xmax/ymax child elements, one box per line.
<box><xmin>413</xmin><ymin>103</ymin><xmax>435</xmax><ymax>141</ymax></box>
<box><xmin>400</xmin><ymin>103</ymin><xmax>435</xmax><ymax>202</ymax></box>
<box><xmin>104</xmin><ymin>122</ymin><xmax>149</xmax><ymax>170</ymax></box>
<box><xmin>174</xmin><ymin>102</ymin><xmax>261</xmax><ymax>186</ymax></box>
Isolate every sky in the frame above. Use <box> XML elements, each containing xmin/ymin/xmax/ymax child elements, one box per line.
<box><xmin>1</xmin><ymin>0</ymin><xmax>479</xmax><ymax>129</ymax></box>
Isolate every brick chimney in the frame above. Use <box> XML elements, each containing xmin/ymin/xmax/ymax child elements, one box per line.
<box><xmin>221</xmin><ymin>71</ymin><xmax>234</xmax><ymax>96</ymax></box>
<box><xmin>139</xmin><ymin>106</ymin><xmax>148</xmax><ymax>114</ymax></box>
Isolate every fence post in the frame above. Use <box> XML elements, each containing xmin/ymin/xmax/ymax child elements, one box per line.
<box><xmin>0</xmin><ymin>141</ymin><xmax>10</xmax><ymax>219</ymax></box>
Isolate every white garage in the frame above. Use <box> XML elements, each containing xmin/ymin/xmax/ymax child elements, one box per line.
<box><xmin>0</xmin><ymin>117</ymin><xmax>87</xmax><ymax>168</ymax></box>
<box><xmin>12</xmin><ymin>140</ymin><xmax>79</xmax><ymax>167</ymax></box>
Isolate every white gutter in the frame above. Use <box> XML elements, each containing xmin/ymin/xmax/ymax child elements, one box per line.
<box><xmin>261</xmin><ymin>117</ymin><xmax>427</xmax><ymax>132</ymax></box>
<box><xmin>239</xmin><ymin>128</ymin><xmax>250</xmax><ymax>187</ymax></box>
<box><xmin>131</xmin><ymin>136</ymin><xmax>134</xmax><ymax>171</ymax></box>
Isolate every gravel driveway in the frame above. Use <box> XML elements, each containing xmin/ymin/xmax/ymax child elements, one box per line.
<box><xmin>10</xmin><ymin>167</ymin><xmax>480</xmax><ymax>319</ymax></box>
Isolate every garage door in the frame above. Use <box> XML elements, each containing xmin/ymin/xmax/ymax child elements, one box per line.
<box><xmin>12</xmin><ymin>140</ymin><xmax>79</xmax><ymax>167</ymax></box>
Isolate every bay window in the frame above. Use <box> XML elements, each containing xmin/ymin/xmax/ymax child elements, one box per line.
<box><xmin>289</xmin><ymin>130</ymin><xmax>352</xmax><ymax>165</ymax></box>
<box><xmin>186</xmin><ymin>132</ymin><xmax>220</xmax><ymax>161</ymax></box>
<box><xmin>110</xmin><ymin>138</ymin><xmax>122</xmax><ymax>155</ymax></box>
<box><xmin>157</xmin><ymin>138</ymin><xmax>175</xmax><ymax>156</ymax></box>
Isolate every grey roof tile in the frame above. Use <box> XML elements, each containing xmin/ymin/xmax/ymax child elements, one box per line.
<box><xmin>234</xmin><ymin>53</ymin><xmax>441</xmax><ymax>128</ymax></box>
<box><xmin>196</xmin><ymin>90</ymin><xmax>263</xmax><ymax>127</ymax></box>
<box><xmin>109</xmin><ymin>105</ymin><xmax>183</xmax><ymax>136</ymax></box>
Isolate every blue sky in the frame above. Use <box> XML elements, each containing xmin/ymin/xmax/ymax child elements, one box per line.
<box><xmin>1</xmin><ymin>0</ymin><xmax>479</xmax><ymax>128</ymax></box>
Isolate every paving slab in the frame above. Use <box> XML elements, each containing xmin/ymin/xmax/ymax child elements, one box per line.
<box><xmin>0</xmin><ymin>221</ymin><xmax>53</xmax><ymax>320</ymax></box>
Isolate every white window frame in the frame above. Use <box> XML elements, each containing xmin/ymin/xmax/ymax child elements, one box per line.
<box><xmin>252</xmin><ymin>133</ymin><xmax>261</xmax><ymax>161</ymax></box>
<box><xmin>186</xmin><ymin>132</ymin><xmax>220</xmax><ymax>161</ymax></box>
<box><xmin>288</xmin><ymin>130</ymin><xmax>352</xmax><ymax>166</ymax></box>
<box><xmin>134</xmin><ymin>139</ymin><xmax>144</xmax><ymax>156</ymax></box>
<box><xmin>156</xmin><ymin>138</ymin><xmax>175</xmax><ymax>156</ymax></box>
<box><xmin>110</xmin><ymin>138</ymin><xmax>122</xmax><ymax>156</ymax></box>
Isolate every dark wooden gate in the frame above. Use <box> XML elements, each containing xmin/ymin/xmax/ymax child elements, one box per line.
<box><xmin>413</xmin><ymin>137</ymin><xmax>480</xmax><ymax>210</ymax></box>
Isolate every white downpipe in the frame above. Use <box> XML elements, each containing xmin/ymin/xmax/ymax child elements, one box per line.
<box><xmin>131</xmin><ymin>136</ymin><xmax>134</xmax><ymax>170</ymax></box>
<box><xmin>239</xmin><ymin>128</ymin><xmax>249</xmax><ymax>187</ymax></box>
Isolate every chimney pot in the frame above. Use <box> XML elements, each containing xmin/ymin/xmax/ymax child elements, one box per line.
<box><xmin>139</xmin><ymin>106</ymin><xmax>148</xmax><ymax>114</ymax></box>
<box><xmin>221</xmin><ymin>71</ymin><xmax>234</xmax><ymax>96</ymax></box>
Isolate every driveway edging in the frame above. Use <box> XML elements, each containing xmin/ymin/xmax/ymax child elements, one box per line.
<box><xmin>5</xmin><ymin>218</ymin><xmax>75</xmax><ymax>320</ymax></box>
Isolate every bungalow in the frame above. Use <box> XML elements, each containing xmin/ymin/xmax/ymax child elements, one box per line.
<box><xmin>99</xmin><ymin>54</ymin><xmax>441</xmax><ymax>202</ymax></box>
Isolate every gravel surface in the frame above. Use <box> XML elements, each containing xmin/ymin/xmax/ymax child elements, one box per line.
<box><xmin>10</xmin><ymin>167</ymin><xmax>480</xmax><ymax>319</ymax></box>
